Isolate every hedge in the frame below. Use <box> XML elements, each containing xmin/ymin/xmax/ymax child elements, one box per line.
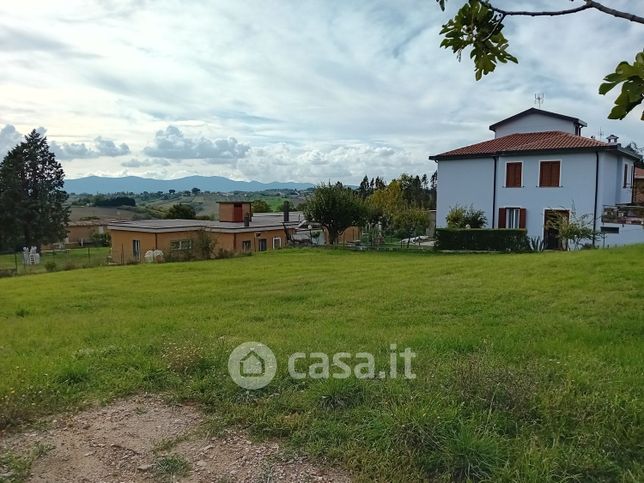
<box><xmin>435</xmin><ymin>228</ymin><xmax>529</xmax><ymax>252</ymax></box>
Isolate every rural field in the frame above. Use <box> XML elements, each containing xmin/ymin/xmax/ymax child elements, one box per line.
<box><xmin>0</xmin><ymin>247</ymin><xmax>643</xmax><ymax>481</ymax></box>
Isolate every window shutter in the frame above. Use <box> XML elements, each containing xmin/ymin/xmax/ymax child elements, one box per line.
<box><xmin>498</xmin><ymin>208</ymin><xmax>506</xmax><ymax>228</ymax></box>
<box><xmin>552</xmin><ymin>162</ymin><xmax>560</xmax><ymax>186</ymax></box>
<box><xmin>506</xmin><ymin>163</ymin><xmax>522</xmax><ymax>187</ymax></box>
<box><xmin>539</xmin><ymin>163</ymin><xmax>548</xmax><ymax>187</ymax></box>
<box><xmin>540</xmin><ymin>162</ymin><xmax>560</xmax><ymax>187</ymax></box>
<box><xmin>519</xmin><ymin>208</ymin><xmax>527</xmax><ymax>229</ymax></box>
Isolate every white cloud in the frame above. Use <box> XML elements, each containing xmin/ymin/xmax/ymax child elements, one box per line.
<box><xmin>0</xmin><ymin>124</ymin><xmax>23</xmax><ymax>157</ymax></box>
<box><xmin>121</xmin><ymin>158</ymin><xmax>170</xmax><ymax>168</ymax></box>
<box><xmin>142</xmin><ymin>126</ymin><xmax>250</xmax><ymax>164</ymax></box>
<box><xmin>0</xmin><ymin>0</ymin><xmax>641</xmax><ymax>183</ymax></box>
<box><xmin>50</xmin><ymin>136</ymin><xmax>130</xmax><ymax>159</ymax></box>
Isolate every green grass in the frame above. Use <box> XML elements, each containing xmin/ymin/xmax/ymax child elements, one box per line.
<box><xmin>153</xmin><ymin>454</ymin><xmax>190</xmax><ymax>481</ymax></box>
<box><xmin>0</xmin><ymin>247</ymin><xmax>643</xmax><ymax>481</ymax></box>
<box><xmin>0</xmin><ymin>247</ymin><xmax>110</xmax><ymax>275</ymax></box>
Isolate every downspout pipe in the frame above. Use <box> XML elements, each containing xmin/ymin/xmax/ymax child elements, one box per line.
<box><xmin>593</xmin><ymin>151</ymin><xmax>599</xmax><ymax>248</ymax></box>
<box><xmin>492</xmin><ymin>156</ymin><xmax>498</xmax><ymax>228</ymax></box>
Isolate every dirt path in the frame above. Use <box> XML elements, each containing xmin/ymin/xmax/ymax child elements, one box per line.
<box><xmin>0</xmin><ymin>395</ymin><xmax>349</xmax><ymax>482</ymax></box>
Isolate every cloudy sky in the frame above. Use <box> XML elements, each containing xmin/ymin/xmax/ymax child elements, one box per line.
<box><xmin>0</xmin><ymin>0</ymin><xmax>642</xmax><ymax>184</ymax></box>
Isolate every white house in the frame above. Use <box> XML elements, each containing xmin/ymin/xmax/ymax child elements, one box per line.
<box><xmin>430</xmin><ymin>108</ymin><xmax>643</xmax><ymax>248</ymax></box>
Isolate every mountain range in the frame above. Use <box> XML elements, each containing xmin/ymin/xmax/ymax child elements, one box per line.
<box><xmin>64</xmin><ymin>175</ymin><xmax>314</xmax><ymax>194</ymax></box>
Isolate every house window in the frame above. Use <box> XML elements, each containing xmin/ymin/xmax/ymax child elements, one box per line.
<box><xmin>506</xmin><ymin>208</ymin><xmax>520</xmax><ymax>229</ymax></box>
<box><xmin>272</xmin><ymin>237</ymin><xmax>282</xmax><ymax>249</ymax></box>
<box><xmin>601</xmin><ymin>226</ymin><xmax>619</xmax><ymax>234</ymax></box>
<box><xmin>132</xmin><ymin>239</ymin><xmax>141</xmax><ymax>260</ymax></box>
<box><xmin>241</xmin><ymin>240</ymin><xmax>251</xmax><ymax>252</ymax></box>
<box><xmin>539</xmin><ymin>161</ymin><xmax>561</xmax><ymax>187</ymax></box>
<box><xmin>170</xmin><ymin>239</ymin><xmax>193</xmax><ymax>251</ymax></box>
<box><xmin>623</xmin><ymin>164</ymin><xmax>630</xmax><ymax>188</ymax></box>
<box><xmin>498</xmin><ymin>207</ymin><xmax>526</xmax><ymax>229</ymax></box>
<box><xmin>505</xmin><ymin>162</ymin><xmax>522</xmax><ymax>187</ymax></box>
<box><xmin>258</xmin><ymin>238</ymin><xmax>267</xmax><ymax>251</ymax></box>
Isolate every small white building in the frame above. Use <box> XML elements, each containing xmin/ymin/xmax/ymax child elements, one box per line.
<box><xmin>431</xmin><ymin>108</ymin><xmax>643</xmax><ymax>248</ymax></box>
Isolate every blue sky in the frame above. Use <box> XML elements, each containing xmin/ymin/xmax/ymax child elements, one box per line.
<box><xmin>0</xmin><ymin>0</ymin><xmax>642</xmax><ymax>183</ymax></box>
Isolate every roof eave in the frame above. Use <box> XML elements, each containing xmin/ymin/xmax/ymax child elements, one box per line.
<box><xmin>430</xmin><ymin>145</ymin><xmax>633</xmax><ymax>161</ymax></box>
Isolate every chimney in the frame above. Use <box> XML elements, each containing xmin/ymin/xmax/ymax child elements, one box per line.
<box><xmin>283</xmin><ymin>201</ymin><xmax>290</xmax><ymax>223</ymax></box>
<box><xmin>607</xmin><ymin>134</ymin><xmax>619</xmax><ymax>144</ymax></box>
<box><xmin>243</xmin><ymin>212</ymin><xmax>250</xmax><ymax>227</ymax></box>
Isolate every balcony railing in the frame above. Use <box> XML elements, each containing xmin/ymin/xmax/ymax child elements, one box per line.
<box><xmin>602</xmin><ymin>204</ymin><xmax>644</xmax><ymax>225</ymax></box>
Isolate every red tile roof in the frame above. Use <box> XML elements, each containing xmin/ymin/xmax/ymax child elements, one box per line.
<box><xmin>433</xmin><ymin>131</ymin><xmax>610</xmax><ymax>159</ymax></box>
<box><xmin>636</xmin><ymin>167</ymin><xmax>644</xmax><ymax>179</ymax></box>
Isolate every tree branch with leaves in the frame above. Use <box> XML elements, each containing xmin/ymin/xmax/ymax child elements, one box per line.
<box><xmin>437</xmin><ymin>0</ymin><xmax>644</xmax><ymax>119</ymax></box>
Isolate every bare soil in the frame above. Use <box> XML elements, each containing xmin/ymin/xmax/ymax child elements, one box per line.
<box><xmin>0</xmin><ymin>395</ymin><xmax>349</xmax><ymax>482</ymax></box>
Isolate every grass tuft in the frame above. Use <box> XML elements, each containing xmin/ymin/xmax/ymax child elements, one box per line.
<box><xmin>153</xmin><ymin>454</ymin><xmax>190</xmax><ymax>481</ymax></box>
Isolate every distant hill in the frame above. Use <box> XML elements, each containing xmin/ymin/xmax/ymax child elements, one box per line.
<box><xmin>64</xmin><ymin>175</ymin><xmax>314</xmax><ymax>194</ymax></box>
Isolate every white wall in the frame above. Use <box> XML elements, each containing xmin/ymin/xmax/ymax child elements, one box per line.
<box><xmin>494</xmin><ymin>113</ymin><xmax>577</xmax><ymax>138</ymax></box>
<box><xmin>496</xmin><ymin>153</ymin><xmax>597</xmax><ymax>240</ymax></box>
<box><xmin>436</xmin><ymin>150</ymin><xmax>635</xmax><ymax>243</ymax></box>
<box><xmin>436</xmin><ymin>157</ymin><xmax>494</xmax><ymax>228</ymax></box>
<box><xmin>600</xmin><ymin>223</ymin><xmax>644</xmax><ymax>247</ymax></box>
<box><xmin>598</xmin><ymin>152</ymin><xmax>634</xmax><ymax>207</ymax></box>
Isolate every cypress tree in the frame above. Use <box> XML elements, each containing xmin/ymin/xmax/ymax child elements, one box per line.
<box><xmin>0</xmin><ymin>130</ymin><xmax>69</xmax><ymax>250</ymax></box>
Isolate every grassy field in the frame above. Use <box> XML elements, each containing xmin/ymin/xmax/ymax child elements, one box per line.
<box><xmin>0</xmin><ymin>247</ymin><xmax>643</xmax><ymax>481</ymax></box>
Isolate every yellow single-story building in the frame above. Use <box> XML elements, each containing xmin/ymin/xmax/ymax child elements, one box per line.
<box><xmin>109</xmin><ymin>209</ymin><xmax>298</xmax><ymax>264</ymax></box>
<box><xmin>108</xmin><ymin>201</ymin><xmax>363</xmax><ymax>264</ymax></box>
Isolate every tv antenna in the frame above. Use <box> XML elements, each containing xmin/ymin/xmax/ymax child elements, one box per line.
<box><xmin>534</xmin><ymin>93</ymin><xmax>545</xmax><ymax>108</ymax></box>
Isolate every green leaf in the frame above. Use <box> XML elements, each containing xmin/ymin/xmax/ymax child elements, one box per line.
<box><xmin>599</xmin><ymin>81</ymin><xmax>617</xmax><ymax>95</ymax></box>
<box><xmin>599</xmin><ymin>50</ymin><xmax>644</xmax><ymax>120</ymax></box>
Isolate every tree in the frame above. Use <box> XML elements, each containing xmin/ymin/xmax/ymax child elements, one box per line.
<box><xmin>191</xmin><ymin>187</ymin><xmax>201</xmax><ymax>196</ymax></box>
<box><xmin>94</xmin><ymin>196</ymin><xmax>136</xmax><ymax>207</ymax></box>
<box><xmin>165</xmin><ymin>203</ymin><xmax>196</xmax><ymax>219</ymax></box>
<box><xmin>357</xmin><ymin>176</ymin><xmax>373</xmax><ymax>199</ymax></box>
<box><xmin>392</xmin><ymin>207</ymin><xmax>430</xmax><ymax>246</ymax></box>
<box><xmin>546</xmin><ymin>210</ymin><xmax>598</xmax><ymax>250</ymax></box>
<box><xmin>304</xmin><ymin>183</ymin><xmax>367</xmax><ymax>245</ymax></box>
<box><xmin>437</xmin><ymin>1</ymin><xmax>644</xmax><ymax>119</ymax></box>
<box><xmin>0</xmin><ymin>130</ymin><xmax>69</xmax><ymax>250</ymax></box>
<box><xmin>398</xmin><ymin>173</ymin><xmax>434</xmax><ymax>208</ymax></box>
<box><xmin>366</xmin><ymin>175</ymin><xmax>436</xmax><ymax>238</ymax></box>
<box><xmin>252</xmin><ymin>199</ymin><xmax>272</xmax><ymax>213</ymax></box>
<box><xmin>368</xmin><ymin>179</ymin><xmax>405</xmax><ymax>231</ymax></box>
<box><xmin>626</xmin><ymin>142</ymin><xmax>644</xmax><ymax>169</ymax></box>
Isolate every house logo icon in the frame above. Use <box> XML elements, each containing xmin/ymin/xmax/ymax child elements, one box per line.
<box><xmin>228</xmin><ymin>342</ymin><xmax>277</xmax><ymax>389</ymax></box>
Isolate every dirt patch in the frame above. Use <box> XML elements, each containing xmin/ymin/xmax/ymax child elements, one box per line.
<box><xmin>0</xmin><ymin>395</ymin><xmax>349</xmax><ymax>482</ymax></box>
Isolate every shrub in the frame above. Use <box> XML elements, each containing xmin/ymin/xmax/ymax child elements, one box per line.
<box><xmin>91</xmin><ymin>232</ymin><xmax>111</xmax><ymax>247</ymax></box>
<box><xmin>546</xmin><ymin>209</ymin><xmax>598</xmax><ymax>250</ymax></box>
<box><xmin>214</xmin><ymin>248</ymin><xmax>234</xmax><ymax>259</ymax></box>
<box><xmin>44</xmin><ymin>261</ymin><xmax>57</xmax><ymax>272</ymax></box>
<box><xmin>195</xmin><ymin>230</ymin><xmax>215</xmax><ymax>259</ymax></box>
<box><xmin>435</xmin><ymin>228</ymin><xmax>529</xmax><ymax>252</ymax></box>
<box><xmin>165</xmin><ymin>203</ymin><xmax>196</xmax><ymax>219</ymax></box>
<box><xmin>446</xmin><ymin>204</ymin><xmax>487</xmax><ymax>229</ymax></box>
